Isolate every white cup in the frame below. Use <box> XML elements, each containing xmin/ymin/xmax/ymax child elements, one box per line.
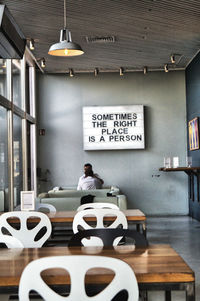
<box><xmin>164</xmin><ymin>157</ymin><xmax>171</xmax><ymax>168</ymax></box>
<box><xmin>173</xmin><ymin>157</ymin><xmax>179</xmax><ymax>168</ymax></box>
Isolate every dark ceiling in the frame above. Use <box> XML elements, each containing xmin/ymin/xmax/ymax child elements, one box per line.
<box><xmin>1</xmin><ymin>0</ymin><xmax>200</xmax><ymax>73</ymax></box>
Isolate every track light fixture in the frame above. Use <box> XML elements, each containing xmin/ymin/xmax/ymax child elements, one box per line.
<box><xmin>119</xmin><ymin>67</ymin><xmax>124</xmax><ymax>76</ymax></box>
<box><xmin>48</xmin><ymin>0</ymin><xmax>84</xmax><ymax>56</ymax></box>
<box><xmin>164</xmin><ymin>64</ymin><xmax>169</xmax><ymax>72</ymax></box>
<box><xmin>170</xmin><ymin>54</ymin><xmax>175</xmax><ymax>64</ymax></box>
<box><xmin>143</xmin><ymin>66</ymin><xmax>148</xmax><ymax>74</ymax></box>
<box><xmin>41</xmin><ymin>58</ymin><xmax>46</xmax><ymax>68</ymax></box>
<box><xmin>37</xmin><ymin>58</ymin><xmax>46</xmax><ymax>68</ymax></box>
<box><xmin>69</xmin><ymin>69</ymin><xmax>74</xmax><ymax>77</ymax></box>
<box><xmin>29</xmin><ymin>39</ymin><xmax>35</xmax><ymax>50</ymax></box>
<box><xmin>94</xmin><ymin>68</ymin><xmax>99</xmax><ymax>77</ymax></box>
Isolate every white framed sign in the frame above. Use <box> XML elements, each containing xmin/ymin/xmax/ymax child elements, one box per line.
<box><xmin>20</xmin><ymin>191</ymin><xmax>35</xmax><ymax>211</ymax></box>
<box><xmin>83</xmin><ymin>105</ymin><xmax>145</xmax><ymax>150</ymax></box>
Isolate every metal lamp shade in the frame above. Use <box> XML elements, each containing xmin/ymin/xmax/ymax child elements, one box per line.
<box><xmin>48</xmin><ymin>29</ymin><xmax>84</xmax><ymax>56</ymax></box>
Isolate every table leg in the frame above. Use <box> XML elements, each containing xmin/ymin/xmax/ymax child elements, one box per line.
<box><xmin>186</xmin><ymin>283</ymin><xmax>195</xmax><ymax>301</ymax></box>
<box><xmin>142</xmin><ymin>223</ymin><xmax>147</xmax><ymax>238</ymax></box>
<box><xmin>136</xmin><ymin>224</ymin><xmax>140</xmax><ymax>232</ymax></box>
<box><xmin>165</xmin><ymin>291</ymin><xmax>171</xmax><ymax>301</ymax></box>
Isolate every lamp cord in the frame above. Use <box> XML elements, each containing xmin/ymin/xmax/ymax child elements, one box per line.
<box><xmin>64</xmin><ymin>0</ymin><xmax>67</xmax><ymax>29</ymax></box>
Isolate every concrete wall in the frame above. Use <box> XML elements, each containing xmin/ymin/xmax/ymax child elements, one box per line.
<box><xmin>37</xmin><ymin>71</ymin><xmax>188</xmax><ymax>215</ymax></box>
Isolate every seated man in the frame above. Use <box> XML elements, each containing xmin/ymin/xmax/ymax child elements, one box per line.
<box><xmin>77</xmin><ymin>163</ymin><xmax>104</xmax><ymax>190</ymax></box>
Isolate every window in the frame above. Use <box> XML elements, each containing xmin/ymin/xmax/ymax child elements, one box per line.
<box><xmin>12</xmin><ymin>59</ymin><xmax>22</xmax><ymax>108</ymax></box>
<box><xmin>0</xmin><ymin>50</ymin><xmax>37</xmax><ymax>211</ymax></box>
<box><xmin>0</xmin><ymin>107</ymin><xmax>8</xmax><ymax>211</ymax></box>
<box><xmin>0</xmin><ymin>59</ymin><xmax>7</xmax><ymax>98</ymax></box>
<box><xmin>13</xmin><ymin>114</ymin><xmax>23</xmax><ymax>206</ymax></box>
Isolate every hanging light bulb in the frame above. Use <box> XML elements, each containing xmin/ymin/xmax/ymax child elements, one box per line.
<box><xmin>48</xmin><ymin>0</ymin><xmax>84</xmax><ymax>56</ymax></box>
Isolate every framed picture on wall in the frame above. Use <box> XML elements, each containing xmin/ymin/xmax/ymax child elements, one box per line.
<box><xmin>188</xmin><ymin>117</ymin><xmax>199</xmax><ymax>151</ymax></box>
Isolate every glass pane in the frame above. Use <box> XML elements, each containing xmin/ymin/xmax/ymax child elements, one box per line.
<box><xmin>12</xmin><ymin>59</ymin><xmax>22</xmax><ymax>108</ymax></box>
<box><xmin>13</xmin><ymin>114</ymin><xmax>23</xmax><ymax>206</ymax></box>
<box><xmin>27</xmin><ymin>122</ymin><xmax>31</xmax><ymax>190</ymax></box>
<box><xmin>0</xmin><ymin>106</ymin><xmax>8</xmax><ymax>211</ymax></box>
<box><xmin>26</xmin><ymin>64</ymin><xmax>30</xmax><ymax>114</ymax></box>
<box><xmin>0</xmin><ymin>59</ymin><xmax>7</xmax><ymax>97</ymax></box>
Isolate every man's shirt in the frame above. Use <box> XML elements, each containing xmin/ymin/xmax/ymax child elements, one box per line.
<box><xmin>77</xmin><ymin>174</ymin><xmax>102</xmax><ymax>190</ymax></box>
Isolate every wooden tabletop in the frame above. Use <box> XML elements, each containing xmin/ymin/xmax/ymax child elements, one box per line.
<box><xmin>47</xmin><ymin>209</ymin><xmax>146</xmax><ymax>223</ymax></box>
<box><xmin>0</xmin><ymin>244</ymin><xmax>194</xmax><ymax>288</ymax></box>
<box><xmin>2</xmin><ymin>209</ymin><xmax>146</xmax><ymax>224</ymax></box>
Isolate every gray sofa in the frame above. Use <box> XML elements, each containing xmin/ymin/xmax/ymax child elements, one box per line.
<box><xmin>38</xmin><ymin>195</ymin><xmax>127</xmax><ymax>211</ymax></box>
<box><xmin>37</xmin><ymin>186</ymin><xmax>127</xmax><ymax>211</ymax></box>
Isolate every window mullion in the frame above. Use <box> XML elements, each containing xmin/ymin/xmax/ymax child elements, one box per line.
<box><xmin>6</xmin><ymin>59</ymin><xmax>14</xmax><ymax>212</ymax></box>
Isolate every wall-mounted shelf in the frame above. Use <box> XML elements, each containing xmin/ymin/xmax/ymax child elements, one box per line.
<box><xmin>159</xmin><ymin>167</ymin><xmax>200</xmax><ymax>202</ymax></box>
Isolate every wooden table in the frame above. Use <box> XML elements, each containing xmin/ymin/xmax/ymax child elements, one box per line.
<box><xmin>0</xmin><ymin>244</ymin><xmax>194</xmax><ymax>300</ymax></box>
<box><xmin>159</xmin><ymin>166</ymin><xmax>200</xmax><ymax>202</ymax></box>
<box><xmin>47</xmin><ymin>209</ymin><xmax>147</xmax><ymax>237</ymax></box>
<box><xmin>2</xmin><ymin>209</ymin><xmax>147</xmax><ymax>237</ymax></box>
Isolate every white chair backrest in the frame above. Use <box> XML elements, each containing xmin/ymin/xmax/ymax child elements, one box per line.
<box><xmin>77</xmin><ymin>202</ymin><xmax>119</xmax><ymax>211</ymax></box>
<box><xmin>18</xmin><ymin>255</ymin><xmax>138</xmax><ymax>301</ymax></box>
<box><xmin>73</xmin><ymin>208</ymin><xmax>128</xmax><ymax>246</ymax></box>
<box><xmin>0</xmin><ymin>211</ymin><xmax>52</xmax><ymax>248</ymax></box>
<box><xmin>35</xmin><ymin>203</ymin><xmax>56</xmax><ymax>213</ymax></box>
<box><xmin>0</xmin><ymin>234</ymin><xmax>24</xmax><ymax>248</ymax></box>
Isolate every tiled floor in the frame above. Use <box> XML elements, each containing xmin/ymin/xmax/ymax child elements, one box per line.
<box><xmin>146</xmin><ymin>216</ymin><xmax>200</xmax><ymax>301</ymax></box>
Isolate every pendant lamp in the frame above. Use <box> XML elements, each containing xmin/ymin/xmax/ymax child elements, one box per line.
<box><xmin>48</xmin><ymin>0</ymin><xmax>84</xmax><ymax>56</ymax></box>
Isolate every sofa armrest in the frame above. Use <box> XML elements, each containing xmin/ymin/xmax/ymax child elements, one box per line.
<box><xmin>37</xmin><ymin>192</ymin><xmax>49</xmax><ymax>199</ymax></box>
<box><xmin>110</xmin><ymin>186</ymin><xmax>120</xmax><ymax>196</ymax></box>
<box><xmin>116</xmin><ymin>195</ymin><xmax>127</xmax><ymax>210</ymax></box>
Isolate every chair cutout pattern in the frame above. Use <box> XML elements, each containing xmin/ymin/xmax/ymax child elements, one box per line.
<box><xmin>35</xmin><ymin>203</ymin><xmax>56</xmax><ymax>213</ymax></box>
<box><xmin>77</xmin><ymin>202</ymin><xmax>119</xmax><ymax>211</ymax></box>
<box><xmin>0</xmin><ymin>211</ymin><xmax>52</xmax><ymax>248</ymax></box>
<box><xmin>73</xmin><ymin>208</ymin><xmax>128</xmax><ymax>246</ymax></box>
<box><xmin>0</xmin><ymin>234</ymin><xmax>24</xmax><ymax>248</ymax></box>
<box><xmin>69</xmin><ymin>228</ymin><xmax>148</xmax><ymax>248</ymax></box>
<box><xmin>18</xmin><ymin>255</ymin><xmax>139</xmax><ymax>301</ymax></box>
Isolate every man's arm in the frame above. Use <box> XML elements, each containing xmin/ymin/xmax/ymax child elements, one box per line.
<box><xmin>93</xmin><ymin>174</ymin><xmax>104</xmax><ymax>185</ymax></box>
<box><xmin>77</xmin><ymin>177</ymin><xmax>82</xmax><ymax>190</ymax></box>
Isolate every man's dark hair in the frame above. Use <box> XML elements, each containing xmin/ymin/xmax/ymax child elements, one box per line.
<box><xmin>84</xmin><ymin>163</ymin><xmax>92</xmax><ymax>168</ymax></box>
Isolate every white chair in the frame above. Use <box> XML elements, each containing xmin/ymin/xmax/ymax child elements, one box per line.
<box><xmin>0</xmin><ymin>211</ymin><xmax>52</xmax><ymax>248</ymax></box>
<box><xmin>0</xmin><ymin>234</ymin><xmax>24</xmax><ymax>248</ymax></box>
<box><xmin>35</xmin><ymin>203</ymin><xmax>56</xmax><ymax>213</ymax></box>
<box><xmin>73</xmin><ymin>208</ymin><xmax>128</xmax><ymax>246</ymax></box>
<box><xmin>18</xmin><ymin>255</ymin><xmax>139</xmax><ymax>301</ymax></box>
<box><xmin>77</xmin><ymin>202</ymin><xmax>119</xmax><ymax>211</ymax></box>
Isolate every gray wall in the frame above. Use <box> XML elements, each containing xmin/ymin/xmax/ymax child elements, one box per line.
<box><xmin>37</xmin><ymin>71</ymin><xmax>188</xmax><ymax>215</ymax></box>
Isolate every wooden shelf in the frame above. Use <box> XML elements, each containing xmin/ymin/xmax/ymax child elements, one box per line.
<box><xmin>159</xmin><ymin>167</ymin><xmax>200</xmax><ymax>202</ymax></box>
<box><xmin>159</xmin><ymin>167</ymin><xmax>200</xmax><ymax>172</ymax></box>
